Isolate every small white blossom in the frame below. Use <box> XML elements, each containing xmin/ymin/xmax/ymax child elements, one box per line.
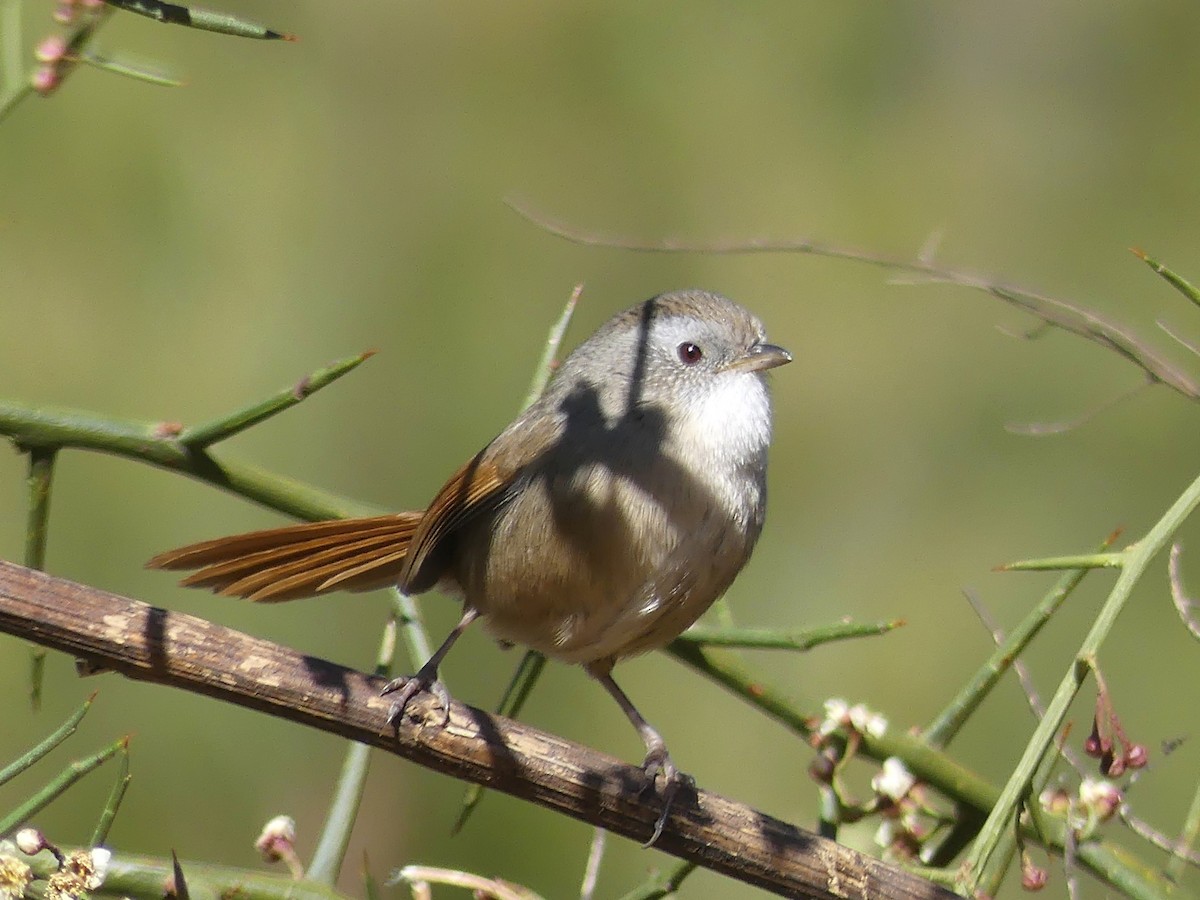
<box><xmin>817</xmin><ymin>698</ymin><xmax>850</xmax><ymax>736</ymax></box>
<box><xmin>12</xmin><ymin>832</ymin><xmax>42</xmax><ymax>858</ymax></box>
<box><xmin>87</xmin><ymin>849</ymin><xmax>110</xmax><ymax>884</ymax></box>
<box><xmin>873</xmin><ymin>819</ymin><xmax>897</xmax><ymax>849</ymax></box>
<box><xmin>848</xmin><ymin>703</ymin><xmax>888</xmax><ymax>738</ymax></box>
<box><xmin>817</xmin><ymin>698</ymin><xmax>886</xmax><ymax>738</ymax></box>
<box><xmin>1038</xmin><ymin>787</ymin><xmax>1071</xmax><ymax>817</ymax></box>
<box><xmin>872</xmin><ymin>757</ymin><xmax>916</xmax><ymax>801</ymax></box>
<box><xmin>255</xmin><ymin>815</ymin><xmax>302</xmax><ymax>879</ymax></box>
<box><xmin>1079</xmin><ymin>779</ymin><xmax>1120</xmax><ymax>821</ymax></box>
<box><xmin>255</xmin><ymin>815</ymin><xmax>297</xmax><ymax>861</ymax></box>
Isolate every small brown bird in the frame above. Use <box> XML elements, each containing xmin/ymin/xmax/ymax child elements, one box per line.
<box><xmin>149</xmin><ymin>289</ymin><xmax>790</xmax><ymax>836</ymax></box>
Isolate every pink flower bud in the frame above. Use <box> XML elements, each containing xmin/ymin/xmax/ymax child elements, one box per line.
<box><xmin>31</xmin><ymin>65</ymin><xmax>60</xmax><ymax>95</ymax></box>
<box><xmin>35</xmin><ymin>35</ymin><xmax>67</xmax><ymax>64</ymax></box>
<box><xmin>1021</xmin><ymin>863</ymin><xmax>1048</xmax><ymax>891</ymax></box>
<box><xmin>1125</xmin><ymin>744</ymin><xmax>1148</xmax><ymax>769</ymax></box>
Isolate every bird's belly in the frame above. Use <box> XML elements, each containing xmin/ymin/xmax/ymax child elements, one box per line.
<box><xmin>458</xmin><ymin>487</ymin><xmax>755</xmax><ymax>664</ymax></box>
<box><xmin>480</xmin><ymin>577</ymin><xmax>718</xmax><ymax>665</ymax></box>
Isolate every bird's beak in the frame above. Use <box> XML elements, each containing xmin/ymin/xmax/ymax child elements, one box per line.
<box><xmin>724</xmin><ymin>342</ymin><xmax>793</xmax><ymax>374</ymax></box>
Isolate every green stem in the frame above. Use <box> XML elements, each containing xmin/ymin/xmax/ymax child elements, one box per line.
<box><xmin>179</xmin><ymin>351</ymin><xmax>373</xmax><ymax>448</ymax></box>
<box><xmin>668</xmin><ymin>639</ymin><xmax>998</xmax><ymax>813</ymax></box>
<box><xmin>924</xmin><ymin>534</ymin><xmax>1113</xmax><ymax>746</ymax></box>
<box><xmin>666</xmin><ymin>638</ymin><xmax>1179</xmax><ymax>896</ymax></box>
<box><xmin>0</xmin><ymin>6</ymin><xmax>112</xmax><ymax>126</ymax></box>
<box><xmin>0</xmin><ymin>0</ymin><xmax>22</xmax><ymax>108</ymax></box>
<box><xmin>0</xmin><ymin>737</ymin><xmax>123</xmax><ymax>837</ymax></box>
<box><xmin>90</xmin><ymin>738</ymin><xmax>132</xmax><ymax>846</ymax></box>
<box><xmin>24</xmin><ymin>447</ymin><xmax>55</xmax><ymax>571</ymax></box>
<box><xmin>361</xmin><ymin>853</ymin><xmax>380</xmax><ymax>900</ymax></box>
<box><xmin>0</xmin><ymin>694</ymin><xmax>95</xmax><ymax>787</ymax></box>
<box><xmin>24</xmin><ymin>447</ymin><xmax>57</xmax><ymax>709</ymax></box>
<box><xmin>307</xmin><ymin>614</ymin><xmax>401</xmax><ymax>884</ymax></box>
<box><xmin>389</xmin><ymin>588</ymin><xmax>433</xmax><ymax>669</ymax></box>
<box><xmin>1134</xmin><ymin>248</ymin><xmax>1200</xmax><ymax>311</ymax></box>
<box><xmin>0</xmin><ymin>400</ymin><xmax>381</xmax><ymax>522</ymax></box>
<box><xmin>0</xmin><ymin>362</ymin><xmax>422</xmax><ymax>884</ymax></box>
<box><xmin>77</xmin><ymin>50</ymin><xmax>184</xmax><ymax>87</ymax></box>
<box><xmin>23</xmin><ymin>849</ymin><xmax>351</xmax><ymax>900</ymax></box>
<box><xmin>307</xmin><ymin>741</ymin><xmax>372</xmax><ymax>884</ymax></box>
<box><xmin>452</xmin><ymin>650</ymin><xmax>547</xmax><ymax>834</ymax></box>
<box><xmin>0</xmin><ymin>80</ymin><xmax>32</xmax><ymax>126</ymax></box>
<box><xmin>1164</xmin><ymin>772</ymin><xmax>1200</xmax><ymax>883</ymax></box>
<box><xmin>999</xmin><ymin>551</ymin><xmax>1123</xmax><ymax>571</ymax></box>
<box><xmin>677</xmin><ymin>619</ymin><xmax>900</xmax><ymax>651</ymax></box>
<box><xmin>613</xmin><ymin>858</ymin><xmax>697</xmax><ymax>900</ymax></box>
<box><xmin>962</xmin><ymin>469</ymin><xmax>1200</xmax><ymax>892</ymax></box>
<box><xmin>523</xmin><ymin>284</ymin><xmax>580</xmax><ymax>406</ymax></box>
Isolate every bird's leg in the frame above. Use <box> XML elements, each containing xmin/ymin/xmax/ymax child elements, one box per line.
<box><xmin>590</xmin><ymin>665</ymin><xmax>694</xmax><ymax>846</ymax></box>
<box><xmin>381</xmin><ymin>606</ymin><xmax>479</xmax><ymax>728</ymax></box>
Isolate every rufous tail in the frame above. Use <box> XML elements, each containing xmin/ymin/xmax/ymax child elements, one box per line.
<box><xmin>146</xmin><ymin>513</ymin><xmax>423</xmax><ymax>602</ymax></box>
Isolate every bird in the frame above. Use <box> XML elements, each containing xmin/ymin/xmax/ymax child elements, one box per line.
<box><xmin>148</xmin><ymin>288</ymin><xmax>790</xmax><ymax>841</ymax></box>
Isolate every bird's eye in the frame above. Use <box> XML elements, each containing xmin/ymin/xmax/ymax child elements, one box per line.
<box><xmin>677</xmin><ymin>342</ymin><xmax>703</xmax><ymax>365</ymax></box>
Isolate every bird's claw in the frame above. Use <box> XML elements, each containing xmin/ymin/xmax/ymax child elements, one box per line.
<box><xmin>639</xmin><ymin>747</ymin><xmax>694</xmax><ymax>847</ymax></box>
<box><xmin>380</xmin><ymin>669</ymin><xmax>451</xmax><ymax>729</ymax></box>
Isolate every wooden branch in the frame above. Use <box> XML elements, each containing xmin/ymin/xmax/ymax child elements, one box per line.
<box><xmin>0</xmin><ymin>560</ymin><xmax>958</xmax><ymax>900</ymax></box>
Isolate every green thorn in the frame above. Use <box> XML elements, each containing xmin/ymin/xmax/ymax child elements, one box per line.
<box><xmin>1133</xmin><ymin>247</ymin><xmax>1200</xmax><ymax>310</ymax></box>
<box><xmin>104</xmin><ymin>0</ymin><xmax>296</xmax><ymax>40</ymax></box>
<box><xmin>178</xmin><ymin>350</ymin><xmax>375</xmax><ymax>449</ymax></box>
<box><xmin>998</xmin><ymin>551</ymin><xmax>1124</xmax><ymax>572</ymax></box>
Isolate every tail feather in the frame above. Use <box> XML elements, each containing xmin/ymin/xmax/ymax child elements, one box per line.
<box><xmin>147</xmin><ymin>513</ymin><xmax>423</xmax><ymax>602</ymax></box>
<box><xmin>148</xmin><ymin>516</ymin><xmax>408</xmax><ymax>569</ymax></box>
<box><xmin>202</xmin><ymin>531</ymin><xmax>405</xmax><ymax>599</ymax></box>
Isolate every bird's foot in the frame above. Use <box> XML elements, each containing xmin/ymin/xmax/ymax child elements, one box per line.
<box><xmin>639</xmin><ymin>745</ymin><xmax>695</xmax><ymax>847</ymax></box>
<box><xmin>380</xmin><ymin>663</ymin><xmax>451</xmax><ymax>729</ymax></box>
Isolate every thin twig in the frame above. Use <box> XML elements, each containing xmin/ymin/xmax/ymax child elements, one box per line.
<box><xmin>525</xmin><ymin>284</ymin><xmax>581</xmax><ymax>406</ymax></box>
<box><xmin>507</xmin><ymin>199</ymin><xmax>1200</xmax><ymax>403</ymax></box>
<box><xmin>1004</xmin><ymin>377</ymin><xmax>1154</xmax><ymax>437</ymax></box>
<box><xmin>579</xmin><ymin>827</ymin><xmax>605</xmax><ymax>900</ymax></box>
<box><xmin>392</xmin><ymin>865</ymin><xmax>542</xmax><ymax>900</ymax></box>
<box><xmin>1157</xmin><ymin>318</ymin><xmax>1200</xmax><ymax>361</ymax></box>
<box><xmin>1120</xmin><ymin>806</ymin><xmax>1200</xmax><ymax>869</ymax></box>
<box><xmin>962</xmin><ymin>591</ymin><xmax>1044</xmax><ymax>716</ymax></box>
<box><xmin>1168</xmin><ymin>543</ymin><xmax>1200</xmax><ymax>640</ymax></box>
<box><xmin>960</xmin><ymin>590</ymin><xmax>1085</xmax><ymax>776</ymax></box>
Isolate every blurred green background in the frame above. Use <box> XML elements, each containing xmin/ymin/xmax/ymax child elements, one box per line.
<box><xmin>3</xmin><ymin>2</ymin><xmax>1200</xmax><ymax>897</ymax></box>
